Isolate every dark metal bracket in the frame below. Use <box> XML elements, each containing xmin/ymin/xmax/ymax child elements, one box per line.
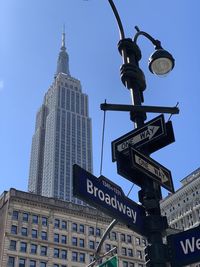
<box><xmin>100</xmin><ymin>102</ymin><xmax>179</xmax><ymax>115</ymax></box>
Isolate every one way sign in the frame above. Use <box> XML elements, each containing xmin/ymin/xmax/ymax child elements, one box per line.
<box><xmin>130</xmin><ymin>147</ymin><xmax>174</xmax><ymax>193</ymax></box>
<box><xmin>112</xmin><ymin>114</ymin><xmax>174</xmax><ymax>162</ymax></box>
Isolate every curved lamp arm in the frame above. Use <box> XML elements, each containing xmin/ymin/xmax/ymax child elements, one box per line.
<box><xmin>133</xmin><ymin>26</ymin><xmax>162</xmax><ymax>49</ymax></box>
<box><xmin>108</xmin><ymin>0</ymin><xmax>125</xmax><ymax>40</ymax></box>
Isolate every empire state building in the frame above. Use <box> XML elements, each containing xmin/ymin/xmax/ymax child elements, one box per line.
<box><xmin>28</xmin><ymin>32</ymin><xmax>93</xmax><ymax>204</ymax></box>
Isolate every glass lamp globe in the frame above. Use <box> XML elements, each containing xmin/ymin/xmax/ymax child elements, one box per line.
<box><xmin>149</xmin><ymin>49</ymin><xmax>175</xmax><ymax>76</ymax></box>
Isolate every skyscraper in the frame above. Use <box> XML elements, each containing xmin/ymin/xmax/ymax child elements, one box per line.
<box><xmin>28</xmin><ymin>32</ymin><xmax>93</xmax><ymax>204</ymax></box>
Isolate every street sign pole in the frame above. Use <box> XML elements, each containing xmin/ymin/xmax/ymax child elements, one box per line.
<box><xmin>117</xmin><ymin>34</ymin><xmax>170</xmax><ymax>267</ymax></box>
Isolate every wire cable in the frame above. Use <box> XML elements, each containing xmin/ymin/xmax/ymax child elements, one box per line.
<box><xmin>100</xmin><ymin>100</ymin><xmax>107</xmax><ymax>176</ymax></box>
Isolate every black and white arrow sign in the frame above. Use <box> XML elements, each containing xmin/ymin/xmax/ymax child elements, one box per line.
<box><xmin>130</xmin><ymin>147</ymin><xmax>174</xmax><ymax>193</ymax></box>
<box><xmin>112</xmin><ymin>115</ymin><xmax>167</xmax><ymax>162</ymax></box>
<box><xmin>117</xmin><ymin>125</ymin><xmax>160</xmax><ymax>152</ymax></box>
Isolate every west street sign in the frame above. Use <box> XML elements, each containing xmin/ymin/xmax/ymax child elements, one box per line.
<box><xmin>167</xmin><ymin>225</ymin><xmax>200</xmax><ymax>267</ymax></box>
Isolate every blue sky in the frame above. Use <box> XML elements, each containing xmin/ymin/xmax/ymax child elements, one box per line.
<box><xmin>1</xmin><ymin>0</ymin><xmax>200</xmax><ymax>201</ymax></box>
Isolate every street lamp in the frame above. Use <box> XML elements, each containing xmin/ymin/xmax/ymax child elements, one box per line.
<box><xmin>104</xmin><ymin>1</ymin><xmax>176</xmax><ymax>267</ymax></box>
<box><xmin>133</xmin><ymin>27</ymin><xmax>175</xmax><ymax>76</ymax></box>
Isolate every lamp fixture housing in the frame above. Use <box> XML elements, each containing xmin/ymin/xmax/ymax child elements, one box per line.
<box><xmin>148</xmin><ymin>49</ymin><xmax>175</xmax><ymax>76</ymax></box>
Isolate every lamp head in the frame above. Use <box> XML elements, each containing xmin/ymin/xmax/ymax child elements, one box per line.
<box><xmin>148</xmin><ymin>49</ymin><xmax>175</xmax><ymax>76</ymax></box>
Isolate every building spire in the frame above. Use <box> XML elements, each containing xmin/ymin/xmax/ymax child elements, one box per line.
<box><xmin>55</xmin><ymin>26</ymin><xmax>70</xmax><ymax>76</ymax></box>
<box><xmin>61</xmin><ymin>24</ymin><xmax>66</xmax><ymax>48</ymax></box>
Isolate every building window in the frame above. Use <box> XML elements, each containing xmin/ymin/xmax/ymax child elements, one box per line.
<box><xmin>128</xmin><ymin>248</ymin><xmax>133</xmax><ymax>257</ymax></box>
<box><xmin>54</xmin><ymin>219</ymin><xmax>60</xmax><ymax>228</ymax></box>
<box><xmin>127</xmin><ymin>235</ymin><xmax>132</xmax><ymax>243</ymax></box>
<box><xmin>122</xmin><ymin>247</ymin><xmax>127</xmax><ymax>256</ymax></box>
<box><xmin>72</xmin><ymin>222</ymin><xmax>77</xmax><ymax>232</ymax></box>
<box><xmin>7</xmin><ymin>256</ymin><xmax>15</xmax><ymax>267</ymax></box>
<box><xmin>96</xmin><ymin>241</ymin><xmax>99</xmax><ymax>249</ymax></box>
<box><xmin>142</xmin><ymin>238</ymin><xmax>146</xmax><ymax>246</ymax></box>
<box><xmin>30</xmin><ymin>260</ymin><xmax>36</xmax><ymax>267</ymax></box>
<box><xmin>89</xmin><ymin>226</ymin><xmax>94</xmax><ymax>235</ymax></box>
<box><xmin>54</xmin><ymin>248</ymin><xmax>59</xmax><ymax>258</ymax></box>
<box><xmin>21</xmin><ymin>227</ymin><xmax>28</xmax><ymax>236</ymax></box>
<box><xmin>9</xmin><ymin>240</ymin><xmax>16</xmax><ymax>251</ymax></box>
<box><xmin>32</xmin><ymin>229</ymin><xmax>37</xmax><ymax>238</ymax></box>
<box><xmin>79</xmin><ymin>224</ymin><xmax>84</xmax><ymax>233</ymax></box>
<box><xmin>42</xmin><ymin>217</ymin><xmax>48</xmax><ymax>226</ymax></box>
<box><xmin>40</xmin><ymin>262</ymin><xmax>46</xmax><ymax>267</ymax></box>
<box><xmin>61</xmin><ymin>235</ymin><xmax>67</xmax><ymax>244</ymax></box>
<box><xmin>72</xmin><ymin>251</ymin><xmax>78</xmax><ymax>262</ymax></box>
<box><xmin>79</xmin><ymin>238</ymin><xmax>85</xmax><ymax>247</ymax></box>
<box><xmin>22</xmin><ymin>213</ymin><xmax>29</xmax><ymax>222</ymax></box>
<box><xmin>72</xmin><ymin>236</ymin><xmax>77</xmax><ymax>246</ymax></box>
<box><xmin>137</xmin><ymin>250</ymin><xmax>142</xmax><ymax>259</ymax></box>
<box><xmin>61</xmin><ymin>249</ymin><xmax>67</xmax><ymax>259</ymax></box>
<box><xmin>41</xmin><ymin>231</ymin><xmax>47</xmax><ymax>240</ymax></box>
<box><xmin>135</xmin><ymin>237</ymin><xmax>141</xmax><ymax>246</ymax></box>
<box><xmin>105</xmin><ymin>243</ymin><xmax>111</xmax><ymax>252</ymax></box>
<box><xmin>89</xmin><ymin>240</ymin><xmax>95</xmax><ymax>249</ymax></box>
<box><xmin>89</xmin><ymin>254</ymin><xmax>94</xmax><ymax>262</ymax></box>
<box><xmin>80</xmin><ymin>253</ymin><xmax>85</xmax><ymax>263</ymax></box>
<box><xmin>20</xmin><ymin>242</ymin><xmax>27</xmax><ymax>253</ymax></box>
<box><xmin>11</xmin><ymin>225</ymin><xmax>17</xmax><ymax>235</ymax></box>
<box><xmin>41</xmin><ymin>246</ymin><xmax>47</xmax><ymax>256</ymax></box>
<box><xmin>129</xmin><ymin>263</ymin><xmax>135</xmax><ymax>267</ymax></box>
<box><xmin>32</xmin><ymin>215</ymin><xmax>39</xmax><ymax>224</ymax></box>
<box><xmin>96</xmin><ymin>228</ymin><xmax>101</xmax><ymax>237</ymax></box>
<box><xmin>30</xmin><ymin>244</ymin><xmax>37</xmax><ymax>254</ymax></box>
<box><xmin>111</xmin><ymin>231</ymin><xmax>117</xmax><ymax>240</ymax></box>
<box><xmin>54</xmin><ymin>233</ymin><xmax>59</xmax><ymax>243</ymax></box>
<box><xmin>62</xmin><ymin>220</ymin><xmax>67</xmax><ymax>229</ymax></box>
<box><xmin>12</xmin><ymin>210</ymin><xmax>19</xmax><ymax>220</ymax></box>
<box><xmin>19</xmin><ymin>258</ymin><xmax>26</xmax><ymax>267</ymax></box>
<box><xmin>121</xmin><ymin>233</ymin><xmax>126</xmax><ymax>242</ymax></box>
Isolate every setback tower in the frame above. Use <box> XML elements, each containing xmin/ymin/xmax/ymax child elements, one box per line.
<box><xmin>28</xmin><ymin>32</ymin><xmax>93</xmax><ymax>204</ymax></box>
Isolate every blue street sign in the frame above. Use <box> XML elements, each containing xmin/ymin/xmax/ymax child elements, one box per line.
<box><xmin>112</xmin><ymin>115</ymin><xmax>175</xmax><ymax>162</ymax></box>
<box><xmin>73</xmin><ymin>164</ymin><xmax>146</xmax><ymax>236</ymax></box>
<box><xmin>167</xmin><ymin>225</ymin><xmax>200</xmax><ymax>267</ymax></box>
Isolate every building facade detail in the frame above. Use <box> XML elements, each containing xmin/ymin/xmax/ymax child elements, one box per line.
<box><xmin>161</xmin><ymin>168</ymin><xmax>200</xmax><ymax>231</ymax></box>
<box><xmin>0</xmin><ymin>188</ymin><xmax>146</xmax><ymax>267</ymax></box>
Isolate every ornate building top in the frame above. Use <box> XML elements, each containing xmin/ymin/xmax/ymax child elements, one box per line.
<box><xmin>55</xmin><ymin>30</ymin><xmax>70</xmax><ymax>76</ymax></box>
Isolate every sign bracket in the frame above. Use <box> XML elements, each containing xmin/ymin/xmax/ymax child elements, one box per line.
<box><xmin>101</xmin><ymin>102</ymin><xmax>179</xmax><ymax>115</ymax></box>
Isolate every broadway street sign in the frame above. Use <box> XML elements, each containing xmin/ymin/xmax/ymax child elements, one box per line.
<box><xmin>111</xmin><ymin>115</ymin><xmax>175</xmax><ymax>162</ymax></box>
<box><xmin>129</xmin><ymin>147</ymin><xmax>174</xmax><ymax>192</ymax></box>
<box><xmin>167</xmin><ymin>226</ymin><xmax>200</xmax><ymax>267</ymax></box>
<box><xmin>73</xmin><ymin>164</ymin><xmax>146</xmax><ymax>236</ymax></box>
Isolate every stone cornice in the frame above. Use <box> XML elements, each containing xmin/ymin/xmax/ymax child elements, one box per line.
<box><xmin>161</xmin><ymin>175</ymin><xmax>200</xmax><ymax>207</ymax></box>
<box><xmin>6</xmin><ymin>188</ymin><xmax>112</xmax><ymax>224</ymax></box>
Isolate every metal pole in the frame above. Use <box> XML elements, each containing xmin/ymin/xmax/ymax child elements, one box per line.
<box><xmin>107</xmin><ymin>1</ymin><xmax>169</xmax><ymax>266</ymax></box>
<box><xmin>119</xmin><ymin>38</ymin><xmax>168</xmax><ymax>267</ymax></box>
